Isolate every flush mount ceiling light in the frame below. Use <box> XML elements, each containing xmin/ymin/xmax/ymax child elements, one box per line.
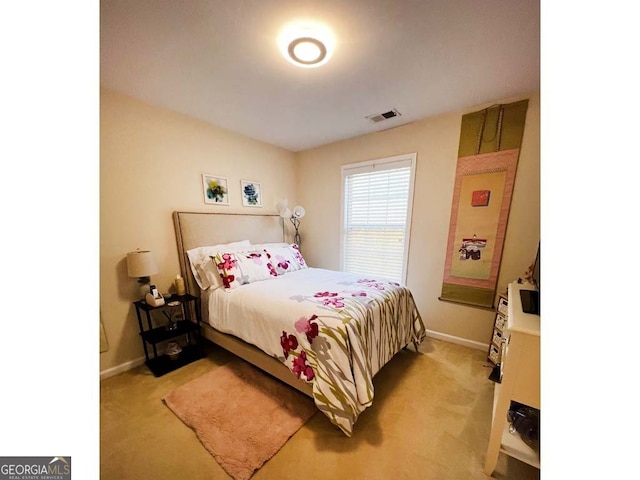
<box><xmin>278</xmin><ymin>22</ymin><xmax>334</xmax><ymax>68</ymax></box>
<box><xmin>288</xmin><ymin>37</ymin><xmax>327</xmax><ymax>65</ymax></box>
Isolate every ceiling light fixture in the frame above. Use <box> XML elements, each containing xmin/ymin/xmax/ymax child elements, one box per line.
<box><xmin>278</xmin><ymin>22</ymin><xmax>334</xmax><ymax>68</ymax></box>
<box><xmin>288</xmin><ymin>37</ymin><xmax>326</xmax><ymax>65</ymax></box>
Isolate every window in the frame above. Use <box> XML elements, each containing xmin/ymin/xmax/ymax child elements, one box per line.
<box><xmin>341</xmin><ymin>153</ymin><xmax>416</xmax><ymax>284</ymax></box>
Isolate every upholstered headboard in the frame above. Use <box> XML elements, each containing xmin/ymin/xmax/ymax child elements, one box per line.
<box><xmin>172</xmin><ymin>211</ymin><xmax>284</xmax><ymax>296</ymax></box>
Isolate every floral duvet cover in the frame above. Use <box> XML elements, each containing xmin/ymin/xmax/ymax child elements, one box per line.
<box><xmin>204</xmin><ymin>267</ymin><xmax>426</xmax><ymax>436</ymax></box>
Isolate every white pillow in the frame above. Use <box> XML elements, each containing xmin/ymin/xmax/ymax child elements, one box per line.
<box><xmin>213</xmin><ymin>249</ymin><xmax>278</xmax><ymax>290</ymax></box>
<box><xmin>186</xmin><ymin>240</ymin><xmax>251</xmax><ymax>290</ymax></box>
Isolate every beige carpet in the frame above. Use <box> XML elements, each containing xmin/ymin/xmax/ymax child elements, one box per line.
<box><xmin>162</xmin><ymin>359</ymin><xmax>317</xmax><ymax>480</ymax></box>
<box><xmin>101</xmin><ymin>339</ymin><xmax>540</xmax><ymax>479</ymax></box>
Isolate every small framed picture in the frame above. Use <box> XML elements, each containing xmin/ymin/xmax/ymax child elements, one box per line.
<box><xmin>497</xmin><ymin>295</ymin><xmax>508</xmax><ymax>316</ymax></box>
<box><xmin>471</xmin><ymin>189</ymin><xmax>491</xmax><ymax>207</ymax></box>
<box><xmin>240</xmin><ymin>180</ymin><xmax>262</xmax><ymax>207</ymax></box>
<box><xmin>202</xmin><ymin>174</ymin><xmax>229</xmax><ymax>205</ymax></box>
<box><xmin>488</xmin><ymin>343</ymin><xmax>500</xmax><ymax>365</ymax></box>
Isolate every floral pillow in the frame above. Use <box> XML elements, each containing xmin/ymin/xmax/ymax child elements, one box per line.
<box><xmin>187</xmin><ymin>240</ymin><xmax>251</xmax><ymax>290</ymax></box>
<box><xmin>289</xmin><ymin>244</ymin><xmax>307</xmax><ymax>269</ymax></box>
<box><xmin>264</xmin><ymin>244</ymin><xmax>308</xmax><ymax>275</ymax></box>
<box><xmin>213</xmin><ymin>249</ymin><xmax>278</xmax><ymax>290</ymax></box>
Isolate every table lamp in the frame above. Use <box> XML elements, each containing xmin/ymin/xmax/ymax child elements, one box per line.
<box><xmin>127</xmin><ymin>249</ymin><xmax>158</xmax><ymax>299</ymax></box>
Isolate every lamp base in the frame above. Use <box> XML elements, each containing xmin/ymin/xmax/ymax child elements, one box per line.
<box><xmin>138</xmin><ymin>277</ymin><xmax>151</xmax><ymax>299</ymax></box>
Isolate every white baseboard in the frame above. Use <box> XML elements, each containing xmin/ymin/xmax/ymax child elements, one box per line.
<box><xmin>100</xmin><ymin>356</ymin><xmax>146</xmax><ymax>381</ymax></box>
<box><xmin>100</xmin><ymin>331</ymin><xmax>487</xmax><ymax>380</ymax></box>
<box><xmin>425</xmin><ymin>329</ymin><xmax>489</xmax><ymax>352</ymax></box>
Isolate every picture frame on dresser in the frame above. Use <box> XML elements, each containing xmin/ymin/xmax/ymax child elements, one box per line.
<box><xmin>488</xmin><ymin>293</ymin><xmax>508</xmax><ymax>366</ymax></box>
<box><xmin>497</xmin><ymin>294</ymin><xmax>509</xmax><ymax>316</ymax></box>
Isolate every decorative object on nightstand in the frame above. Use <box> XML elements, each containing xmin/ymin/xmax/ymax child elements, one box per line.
<box><xmin>276</xmin><ymin>198</ymin><xmax>306</xmax><ymax>245</ymax></box>
<box><xmin>145</xmin><ymin>284</ymin><xmax>165</xmax><ymax>307</ymax></box>
<box><xmin>163</xmin><ymin>300</ymin><xmax>181</xmax><ymax>331</ymax></box>
<box><xmin>133</xmin><ymin>293</ymin><xmax>204</xmax><ymax>377</ymax></box>
<box><xmin>127</xmin><ymin>249</ymin><xmax>158</xmax><ymax>299</ymax></box>
<box><xmin>166</xmin><ymin>341</ymin><xmax>182</xmax><ymax>360</ymax></box>
<box><xmin>175</xmin><ymin>274</ymin><xmax>186</xmax><ymax>296</ymax></box>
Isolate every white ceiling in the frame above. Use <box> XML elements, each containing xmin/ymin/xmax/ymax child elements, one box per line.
<box><xmin>100</xmin><ymin>0</ymin><xmax>540</xmax><ymax>152</ymax></box>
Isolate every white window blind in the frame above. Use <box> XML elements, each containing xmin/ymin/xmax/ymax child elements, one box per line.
<box><xmin>341</xmin><ymin>154</ymin><xmax>416</xmax><ymax>284</ymax></box>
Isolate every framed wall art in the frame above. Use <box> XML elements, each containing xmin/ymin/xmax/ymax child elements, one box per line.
<box><xmin>240</xmin><ymin>180</ymin><xmax>262</xmax><ymax>207</ymax></box>
<box><xmin>202</xmin><ymin>174</ymin><xmax>229</xmax><ymax>205</ymax></box>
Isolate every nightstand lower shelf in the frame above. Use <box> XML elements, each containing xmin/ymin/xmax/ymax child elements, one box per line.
<box><xmin>145</xmin><ymin>344</ymin><xmax>204</xmax><ymax>377</ymax></box>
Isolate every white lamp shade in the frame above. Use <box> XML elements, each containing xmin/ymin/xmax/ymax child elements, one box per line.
<box><xmin>279</xmin><ymin>207</ymin><xmax>292</xmax><ymax>219</ymax></box>
<box><xmin>127</xmin><ymin>250</ymin><xmax>158</xmax><ymax>278</ymax></box>
<box><xmin>292</xmin><ymin>205</ymin><xmax>306</xmax><ymax>218</ymax></box>
<box><xmin>275</xmin><ymin>198</ymin><xmax>289</xmax><ymax>215</ymax></box>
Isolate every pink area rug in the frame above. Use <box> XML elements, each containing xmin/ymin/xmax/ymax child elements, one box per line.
<box><xmin>162</xmin><ymin>359</ymin><xmax>317</xmax><ymax>480</ymax></box>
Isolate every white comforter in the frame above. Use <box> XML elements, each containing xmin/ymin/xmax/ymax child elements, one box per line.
<box><xmin>203</xmin><ymin>267</ymin><xmax>425</xmax><ymax>435</ymax></box>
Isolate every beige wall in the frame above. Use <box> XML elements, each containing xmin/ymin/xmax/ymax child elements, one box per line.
<box><xmin>100</xmin><ymin>88</ymin><xmax>298</xmax><ymax>373</ymax></box>
<box><xmin>296</xmin><ymin>92</ymin><xmax>540</xmax><ymax>346</ymax></box>
<box><xmin>100</xmin><ymin>88</ymin><xmax>539</xmax><ymax>374</ymax></box>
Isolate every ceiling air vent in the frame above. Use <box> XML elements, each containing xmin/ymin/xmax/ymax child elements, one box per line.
<box><xmin>366</xmin><ymin>108</ymin><xmax>401</xmax><ymax>123</ymax></box>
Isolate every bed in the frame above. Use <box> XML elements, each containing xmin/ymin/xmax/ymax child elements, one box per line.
<box><xmin>173</xmin><ymin>211</ymin><xmax>426</xmax><ymax>436</ymax></box>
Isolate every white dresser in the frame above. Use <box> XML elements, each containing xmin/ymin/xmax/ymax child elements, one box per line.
<box><xmin>484</xmin><ymin>281</ymin><xmax>540</xmax><ymax>475</ymax></box>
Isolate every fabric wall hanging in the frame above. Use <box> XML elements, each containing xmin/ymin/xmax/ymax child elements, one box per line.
<box><xmin>440</xmin><ymin>99</ymin><xmax>529</xmax><ymax>308</ymax></box>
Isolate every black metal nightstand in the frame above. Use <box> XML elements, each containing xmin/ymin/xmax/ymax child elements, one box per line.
<box><xmin>133</xmin><ymin>293</ymin><xmax>204</xmax><ymax>376</ymax></box>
